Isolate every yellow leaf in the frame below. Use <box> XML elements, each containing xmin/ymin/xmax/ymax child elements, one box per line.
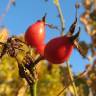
<box><xmin>0</xmin><ymin>27</ymin><xmax>9</xmax><ymax>43</ymax></box>
<box><xmin>54</xmin><ymin>0</ymin><xmax>59</xmax><ymax>6</ymax></box>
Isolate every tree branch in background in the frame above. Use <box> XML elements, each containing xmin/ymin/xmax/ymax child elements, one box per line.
<box><xmin>57</xmin><ymin>61</ymin><xmax>94</xmax><ymax>96</ymax></box>
<box><xmin>54</xmin><ymin>0</ymin><xmax>65</xmax><ymax>35</ymax></box>
<box><xmin>0</xmin><ymin>0</ymin><xmax>15</xmax><ymax>22</ymax></box>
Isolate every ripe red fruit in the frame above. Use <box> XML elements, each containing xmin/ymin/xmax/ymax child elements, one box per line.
<box><xmin>25</xmin><ymin>16</ymin><xmax>46</xmax><ymax>47</ymax></box>
<box><xmin>36</xmin><ymin>44</ymin><xmax>45</xmax><ymax>56</ymax></box>
<box><xmin>44</xmin><ymin>31</ymin><xmax>80</xmax><ymax>64</ymax></box>
<box><xmin>44</xmin><ymin>36</ymin><xmax>73</xmax><ymax>64</ymax></box>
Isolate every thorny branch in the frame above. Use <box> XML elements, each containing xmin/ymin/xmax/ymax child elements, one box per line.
<box><xmin>0</xmin><ymin>36</ymin><xmax>43</xmax><ymax>96</ymax></box>
<box><xmin>16</xmin><ymin>53</ymin><xmax>42</xmax><ymax>96</ymax></box>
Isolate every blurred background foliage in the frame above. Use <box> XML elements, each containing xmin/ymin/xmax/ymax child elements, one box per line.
<box><xmin>0</xmin><ymin>0</ymin><xmax>96</xmax><ymax>96</ymax></box>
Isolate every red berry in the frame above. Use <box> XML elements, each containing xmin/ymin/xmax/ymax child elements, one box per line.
<box><xmin>44</xmin><ymin>36</ymin><xmax>74</xmax><ymax>64</ymax></box>
<box><xmin>36</xmin><ymin>44</ymin><xmax>45</xmax><ymax>56</ymax></box>
<box><xmin>25</xmin><ymin>19</ymin><xmax>45</xmax><ymax>47</ymax></box>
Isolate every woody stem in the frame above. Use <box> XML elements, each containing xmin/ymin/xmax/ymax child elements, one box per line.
<box><xmin>66</xmin><ymin>61</ymin><xmax>78</xmax><ymax>96</ymax></box>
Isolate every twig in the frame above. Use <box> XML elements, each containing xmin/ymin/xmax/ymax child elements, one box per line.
<box><xmin>57</xmin><ymin>74</ymin><xmax>80</xmax><ymax>96</ymax></box>
<box><xmin>30</xmin><ymin>81</ymin><xmax>37</xmax><ymax>96</ymax></box>
<box><xmin>66</xmin><ymin>61</ymin><xmax>78</xmax><ymax>96</ymax></box>
<box><xmin>15</xmin><ymin>53</ymin><xmax>41</xmax><ymax>96</ymax></box>
<box><xmin>0</xmin><ymin>0</ymin><xmax>15</xmax><ymax>22</ymax></box>
<box><xmin>56</xmin><ymin>62</ymin><xmax>94</xmax><ymax>96</ymax></box>
<box><xmin>34</xmin><ymin>56</ymin><xmax>44</xmax><ymax>66</ymax></box>
<box><xmin>46</xmin><ymin>23</ymin><xmax>60</xmax><ymax>31</ymax></box>
<box><xmin>54</xmin><ymin>0</ymin><xmax>65</xmax><ymax>35</ymax></box>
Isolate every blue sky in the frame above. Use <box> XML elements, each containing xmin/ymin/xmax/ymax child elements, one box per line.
<box><xmin>0</xmin><ymin>0</ymin><xmax>91</xmax><ymax>73</ymax></box>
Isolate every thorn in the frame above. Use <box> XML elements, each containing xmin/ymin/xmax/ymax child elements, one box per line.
<box><xmin>42</xmin><ymin>13</ymin><xmax>47</xmax><ymax>22</ymax></box>
<box><xmin>67</xmin><ymin>2</ymin><xmax>80</xmax><ymax>36</ymax></box>
<box><xmin>70</xmin><ymin>27</ymin><xmax>80</xmax><ymax>42</ymax></box>
<box><xmin>67</xmin><ymin>17</ymin><xmax>77</xmax><ymax>36</ymax></box>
